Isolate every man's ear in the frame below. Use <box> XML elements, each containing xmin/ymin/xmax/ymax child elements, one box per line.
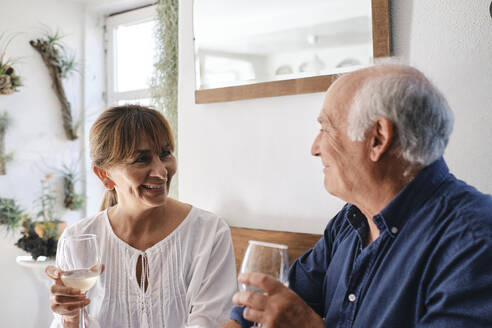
<box><xmin>93</xmin><ymin>166</ymin><xmax>115</xmax><ymax>190</ymax></box>
<box><xmin>369</xmin><ymin>117</ymin><xmax>394</xmax><ymax>162</ymax></box>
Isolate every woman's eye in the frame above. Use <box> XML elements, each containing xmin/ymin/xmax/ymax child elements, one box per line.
<box><xmin>160</xmin><ymin>150</ymin><xmax>171</xmax><ymax>159</ymax></box>
<box><xmin>133</xmin><ymin>156</ymin><xmax>149</xmax><ymax>164</ymax></box>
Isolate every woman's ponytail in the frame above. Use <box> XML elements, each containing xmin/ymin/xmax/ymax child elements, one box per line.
<box><xmin>99</xmin><ymin>189</ymin><xmax>118</xmax><ymax>211</ymax></box>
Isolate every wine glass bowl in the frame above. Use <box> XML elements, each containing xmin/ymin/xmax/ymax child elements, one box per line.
<box><xmin>57</xmin><ymin>234</ymin><xmax>102</xmax><ymax>327</ymax></box>
<box><xmin>239</xmin><ymin>240</ymin><xmax>289</xmax><ymax>292</ymax></box>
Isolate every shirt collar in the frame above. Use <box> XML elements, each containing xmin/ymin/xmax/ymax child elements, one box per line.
<box><xmin>346</xmin><ymin>157</ymin><xmax>450</xmax><ymax>237</ymax></box>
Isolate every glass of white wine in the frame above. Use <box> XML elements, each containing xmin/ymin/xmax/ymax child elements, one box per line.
<box><xmin>57</xmin><ymin>234</ymin><xmax>102</xmax><ymax>328</ymax></box>
<box><xmin>239</xmin><ymin>240</ymin><xmax>289</xmax><ymax>327</ymax></box>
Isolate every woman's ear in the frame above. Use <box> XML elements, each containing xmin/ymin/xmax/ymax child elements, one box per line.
<box><xmin>93</xmin><ymin>166</ymin><xmax>115</xmax><ymax>190</ymax></box>
<box><xmin>368</xmin><ymin>117</ymin><xmax>394</xmax><ymax>162</ymax></box>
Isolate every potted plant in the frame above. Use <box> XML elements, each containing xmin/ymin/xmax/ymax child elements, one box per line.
<box><xmin>1</xmin><ymin>175</ymin><xmax>66</xmax><ymax>259</ymax></box>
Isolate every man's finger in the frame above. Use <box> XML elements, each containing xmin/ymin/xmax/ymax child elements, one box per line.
<box><xmin>243</xmin><ymin>306</ymin><xmax>264</xmax><ymax>325</ymax></box>
<box><xmin>232</xmin><ymin>291</ymin><xmax>267</xmax><ymax>310</ymax></box>
<box><xmin>238</xmin><ymin>272</ymin><xmax>284</xmax><ymax>295</ymax></box>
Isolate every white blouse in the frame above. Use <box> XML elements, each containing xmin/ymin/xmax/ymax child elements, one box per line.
<box><xmin>50</xmin><ymin>207</ymin><xmax>237</xmax><ymax>328</ymax></box>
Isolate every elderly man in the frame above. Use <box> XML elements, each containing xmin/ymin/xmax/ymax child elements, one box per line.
<box><xmin>223</xmin><ymin>64</ymin><xmax>492</xmax><ymax>327</ymax></box>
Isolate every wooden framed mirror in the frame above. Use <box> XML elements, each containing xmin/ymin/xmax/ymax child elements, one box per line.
<box><xmin>193</xmin><ymin>0</ymin><xmax>390</xmax><ymax>104</ymax></box>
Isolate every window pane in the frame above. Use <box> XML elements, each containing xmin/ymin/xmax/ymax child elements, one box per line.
<box><xmin>117</xmin><ymin>98</ymin><xmax>153</xmax><ymax>107</ymax></box>
<box><xmin>115</xmin><ymin>20</ymin><xmax>156</xmax><ymax>92</ymax></box>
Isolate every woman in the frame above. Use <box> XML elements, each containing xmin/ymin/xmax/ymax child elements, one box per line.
<box><xmin>46</xmin><ymin>105</ymin><xmax>237</xmax><ymax>327</ymax></box>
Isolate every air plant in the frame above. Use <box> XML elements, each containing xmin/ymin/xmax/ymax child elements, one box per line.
<box><xmin>0</xmin><ymin>197</ymin><xmax>27</xmax><ymax>233</ymax></box>
<box><xmin>0</xmin><ymin>33</ymin><xmax>22</xmax><ymax>95</ymax></box>
<box><xmin>0</xmin><ymin>111</ymin><xmax>13</xmax><ymax>175</ymax></box>
<box><xmin>59</xmin><ymin>163</ymin><xmax>85</xmax><ymax>211</ymax></box>
<box><xmin>30</xmin><ymin>26</ymin><xmax>79</xmax><ymax>140</ymax></box>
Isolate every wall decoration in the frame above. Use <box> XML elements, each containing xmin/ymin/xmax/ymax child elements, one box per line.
<box><xmin>0</xmin><ymin>33</ymin><xmax>22</xmax><ymax>95</ymax></box>
<box><xmin>30</xmin><ymin>29</ymin><xmax>79</xmax><ymax>140</ymax></box>
<box><xmin>151</xmin><ymin>0</ymin><xmax>179</xmax><ymax>198</ymax></box>
<box><xmin>0</xmin><ymin>111</ymin><xmax>13</xmax><ymax>175</ymax></box>
<box><xmin>59</xmin><ymin>164</ymin><xmax>85</xmax><ymax>210</ymax></box>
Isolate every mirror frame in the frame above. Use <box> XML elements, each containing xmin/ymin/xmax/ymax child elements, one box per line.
<box><xmin>194</xmin><ymin>0</ymin><xmax>390</xmax><ymax>104</ymax></box>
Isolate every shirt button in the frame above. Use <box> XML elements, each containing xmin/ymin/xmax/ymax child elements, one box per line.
<box><xmin>348</xmin><ymin>293</ymin><xmax>357</xmax><ymax>302</ymax></box>
<box><xmin>391</xmin><ymin>226</ymin><xmax>398</xmax><ymax>234</ymax></box>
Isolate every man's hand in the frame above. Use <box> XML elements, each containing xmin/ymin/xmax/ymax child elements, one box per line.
<box><xmin>220</xmin><ymin>320</ymin><xmax>242</xmax><ymax>328</ymax></box>
<box><xmin>233</xmin><ymin>272</ymin><xmax>325</xmax><ymax>328</ymax></box>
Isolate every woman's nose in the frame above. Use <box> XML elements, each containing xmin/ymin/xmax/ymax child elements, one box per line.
<box><xmin>150</xmin><ymin>157</ymin><xmax>168</xmax><ymax>178</ymax></box>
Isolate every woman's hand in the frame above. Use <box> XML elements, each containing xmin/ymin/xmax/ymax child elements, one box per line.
<box><xmin>45</xmin><ymin>265</ymin><xmax>89</xmax><ymax>327</ymax></box>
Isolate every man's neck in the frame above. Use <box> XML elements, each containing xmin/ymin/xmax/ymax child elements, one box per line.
<box><xmin>355</xmin><ymin>162</ymin><xmax>422</xmax><ymax>245</ymax></box>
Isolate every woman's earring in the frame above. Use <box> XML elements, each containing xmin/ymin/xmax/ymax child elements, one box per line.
<box><xmin>104</xmin><ymin>181</ymin><xmax>114</xmax><ymax>190</ymax></box>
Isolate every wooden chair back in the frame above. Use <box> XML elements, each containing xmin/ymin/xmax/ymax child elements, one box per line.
<box><xmin>229</xmin><ymin>226</ymin><xmax>322</xmax><ymax>274</ymax></box>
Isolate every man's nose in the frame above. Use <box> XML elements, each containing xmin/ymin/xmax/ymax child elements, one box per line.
<box><xmin>311</xmin><ymin>133</ymin><xmax>321</xmax><ymax>157</ymax></box>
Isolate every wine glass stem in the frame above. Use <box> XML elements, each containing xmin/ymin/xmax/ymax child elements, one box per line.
<box><xmin>79</xmin><ymin>308</ymin><xmax>86</xmax><ymax>328</ymax></box>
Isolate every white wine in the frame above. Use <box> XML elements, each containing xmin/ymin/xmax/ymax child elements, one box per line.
<box><xmin>61</xmin><ymin>269</ymin><xmax>100</xmax><ymax>292</ymax></box>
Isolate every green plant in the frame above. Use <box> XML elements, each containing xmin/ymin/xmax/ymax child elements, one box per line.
<box><xmin>1</xmin><ymin>177</ymin><xmax>66</xmax><ymax>259</ymax></box>
<box><xmin>39</xmin><ymin>27</ymin><xmax>79</xmax><ymax>79</ymax></box>
<box><xmin>152</xmin><ymin>0</ymin><xmax>179</xmax><ymax>198</ymax></box>
<box><xmin>0</xmin><ymin>197</ymin><xmax>27</xmax><ymax>232</ymax></box>
<box><xmin>60</xmin><ymin>164</ymin><xmax>85</xmax><ymax>210</ymax></box>
<box><xmin>0</xmin><ymin>111</ymin><xmax>13</xmax><ymax>175</ymax></box>
<box><xmin>35</xmin><ymin>174</ymin><xmax>58</xmax><ymax>221</ymax></box>
<box><xmin>0</xmin><ymin>110</ymin><xmax>9</xmax><ymax>134</ymax></box>
<box><xmin>0</xmin><ymin>33</ymin><xmax>22</xmax><ymax>95</ymax></box>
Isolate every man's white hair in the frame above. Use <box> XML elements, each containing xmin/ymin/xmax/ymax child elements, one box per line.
<box><xmin>347</xmin><ymin>66</ymin><xmax>454</xmax><ymax>166</ymax></box>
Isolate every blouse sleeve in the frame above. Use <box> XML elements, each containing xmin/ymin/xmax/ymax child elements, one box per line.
<box><xmin>186</xmin><ymin>220</ymin><xmax>238</xmax><ymax>327</ymax></box>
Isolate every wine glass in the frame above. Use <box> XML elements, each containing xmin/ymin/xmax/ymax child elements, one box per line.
<box><xmin>57</xmin><ymin>234</ymin><xmax>102</xmax><ymax>328</ymax></box>
<box><xmin>239</xmin><ymin>240</ymin><xmax>289</xmax><ymax>327</ymax></box>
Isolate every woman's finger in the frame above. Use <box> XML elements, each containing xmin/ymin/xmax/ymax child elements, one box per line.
<box><xmin>51</xmin><ymin>299</ymin><xmax>90</xmax><ymax>315</ymax></box>
<box><xmin>54</xmin><ymin>294</ymin><xmax>87</xmax><ymax>304</ymax></box>
<box><xmin>45</xmin><ymin>265</ymin><xmax>60</xmax><ymax>280</ymax></box>
<box><xmin>51</xmin><ymin>284</ymin><xmax>82</xmax><ymax>296</ymax></box>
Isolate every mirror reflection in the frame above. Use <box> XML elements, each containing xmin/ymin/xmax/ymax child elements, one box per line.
<box><xmin>194</xmin><ymin>0</ymin><xmax>373</xmax><ymax>90</ymax></box>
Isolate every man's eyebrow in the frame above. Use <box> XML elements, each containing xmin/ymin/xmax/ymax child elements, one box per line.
<box><xmin>317</xmin><ymin>116</ymin><xmax>333</xmax><ymax>127</ymax></box>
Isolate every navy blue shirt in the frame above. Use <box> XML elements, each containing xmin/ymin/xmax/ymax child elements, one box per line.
<box><xmin>231</xmin><ymin>158</ymin><xmax>492</xmax><ymax>327</ymax></box>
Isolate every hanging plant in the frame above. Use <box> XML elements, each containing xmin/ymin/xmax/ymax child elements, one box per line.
<box><xmin>29</xmin><ymin>28</ymin><xmax>79</xmax><ymax>140</ymax></box>
<box><xmin>0</xmin><ymin>33</ymin><xmax>22</xmax><ymax>95</ymax></box>
<box><xmin>0</xmin><ymin>111</ymin><xmax>13</xmax><ymax>175</ymax></box>
<box><xmin>151</xmin><ymin>0</ymin><xmax>179</xmax><ymax>198</ymax></box>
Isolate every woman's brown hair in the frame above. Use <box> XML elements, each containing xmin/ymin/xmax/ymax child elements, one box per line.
<box><xmin>89</xmin><ymin>105</ymin><xmax>175</xmax><ymax>211</ymax></box>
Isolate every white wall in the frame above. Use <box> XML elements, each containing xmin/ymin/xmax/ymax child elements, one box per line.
<box><xmin>0</xmin><ymin>1</ymin><xmax>105</xmax><ymax>326</ymax></box>
<box><xmin>178</xmin><ymin>0</ymin><xmax>492</xmax><ymax>234</ymax></box>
